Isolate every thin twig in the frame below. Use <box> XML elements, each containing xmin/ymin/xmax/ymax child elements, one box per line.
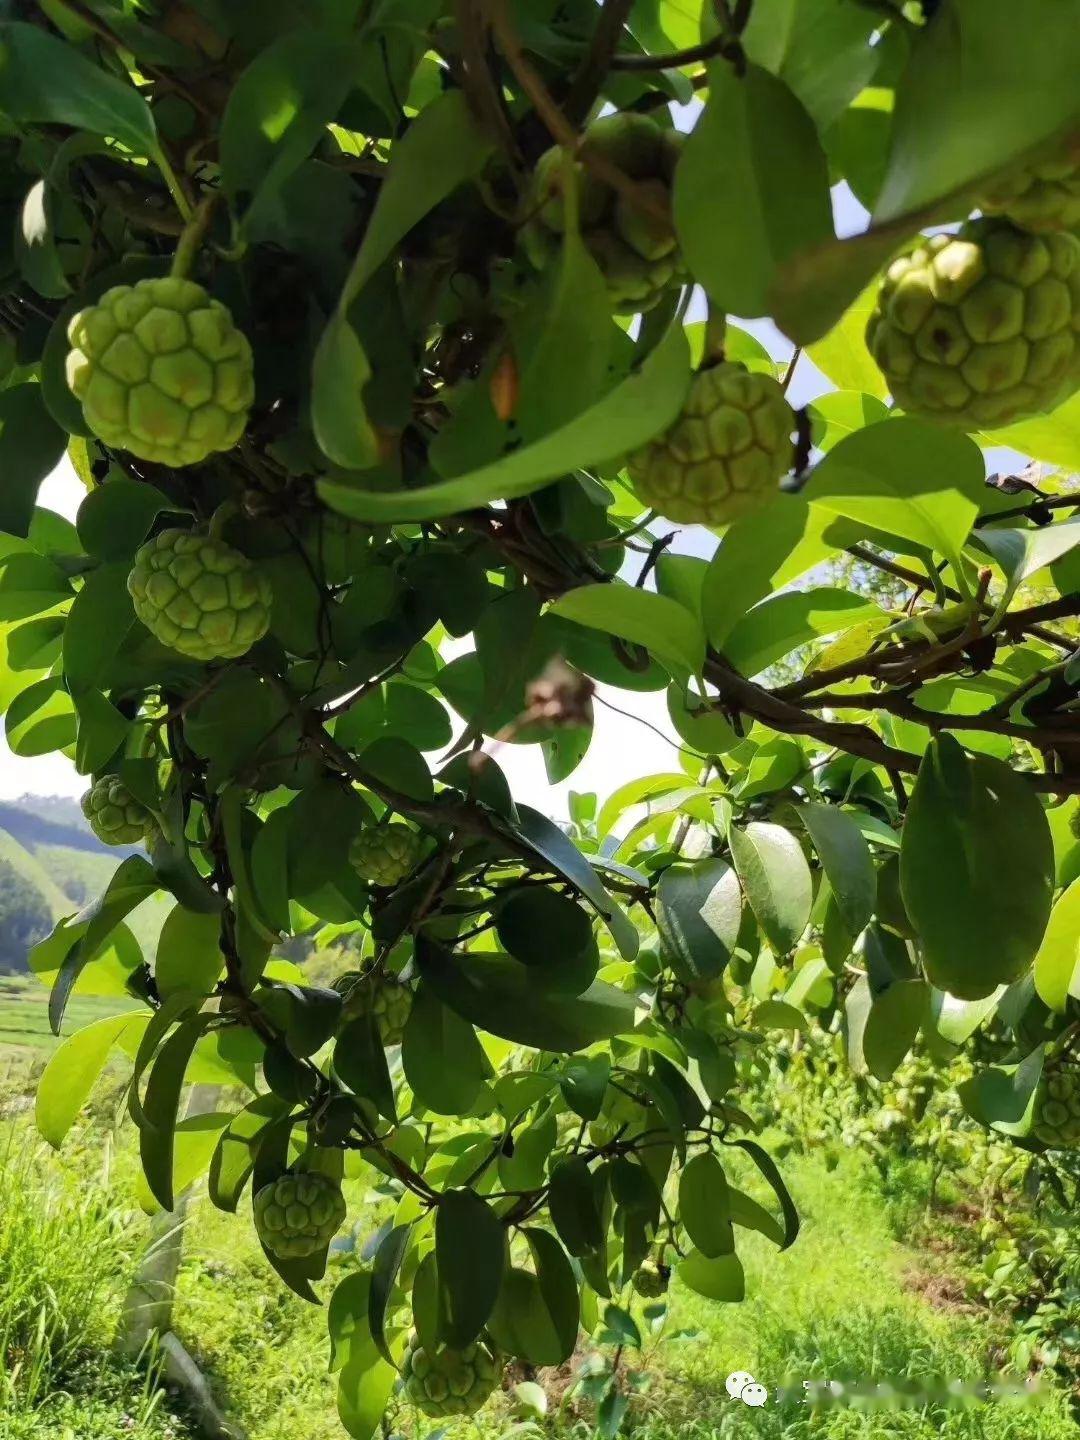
<box><xmin>564</xmin><ymin>0</ymin><xmax>637</xmax><ymax>123</ymax></box>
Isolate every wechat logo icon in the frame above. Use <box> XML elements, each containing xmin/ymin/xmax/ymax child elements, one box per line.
<box><xmin>726</xmin><ymin>1372</ymin><xmax>769</xmax><ymax>1407</ymax></box>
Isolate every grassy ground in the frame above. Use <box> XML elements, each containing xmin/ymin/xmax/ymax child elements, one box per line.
<box><xmin>0</xmin><ymin>1054</ymin><xmax>1076</xmax><ymax>1440</ymax></box>
<box><xmin>0</xmin><ymin>975</ymin><xmax>139</xmax><ymax>1056</ymax></box>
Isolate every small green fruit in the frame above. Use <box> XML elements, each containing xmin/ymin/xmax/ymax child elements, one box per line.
<box><xmin>253</xmin><ymin>1172</ymin><xmax>346</xmax><ymax>1259</ymax></box>
<box><xmin>1032</xmin><ymin>1065</ymin><xmax>1080</xmax><ymax>1149</ymax></box>
<box><xmin>978</xmin><ymin>136</ymin><xmax>1080</xmax><ymax>234</ymax></box>
<box><xmin>81</xmin><ymin>776</ymin><xmax>156</xmax><ymax>846</ymax></box>
<box><xmin>523</xmin><ymin>113</ymin><xmax>685</xmax><ymax>314</ymax></box>
<box><xmin>628</xmin><ymin>362</ymin><xmax>794</xmax><ymax>525</ymax></box>
<box><xmin>866</xmin><ymin>219</ymin><xmax>1080</xmax><ymax>429</ymax></box>
<box><xmin>631</xmin><ymin>1258</ymin><xmax>668</xmax><ymax>1298</ymax></box>
<box><xmin>349</xmin><ymin>824</ymin><xmax>423</xmax><ymax>887</ymax></box>
<box><xmin>127</xmin><ymin>528</ymin><xmax>272</xmax><ymax>661</ymax></box>
<box><xmin>401</xmin><ymin>1331</ymin><xmax>499</xmax><ymax>1418</ymax></box>
<box><xmin>66</xmin><ymin>277</ymin><xmax>254</xmax><ymax>465</ymax></box>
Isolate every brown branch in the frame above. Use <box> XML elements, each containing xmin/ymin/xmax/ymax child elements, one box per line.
<box><xmin>454</xmin><ymin>0</ymin><xmax>520</xmax><ymax>157</ymax></box>
<box><xmin>608</xmin><ymin>32</ymin><xmax>742</xmax><ymax>71</ymax></box>
<box><xmin>800</xmin><ymin>690</ymin><xmax>1080</xmax><ymax>746</ymax></box>
<box><xmin>564</xmin><ymin>0</ymin><xmax>636</xmax><ymax>124</ymax></box>
<box><xmin>485</xmin><ymin>0</ymin><xmax>669</xmax><ymax>223</ymax></box>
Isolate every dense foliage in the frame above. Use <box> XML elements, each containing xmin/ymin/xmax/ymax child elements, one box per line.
<box><xmin>0</xmin><ymin>1</ymin><xmax>1077</xmax><ymax>1435</ymax></box>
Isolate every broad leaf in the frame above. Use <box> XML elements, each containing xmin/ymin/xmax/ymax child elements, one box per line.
<box><xmin>729</xmin><ymin>822</ymin><xmax>812</xmax><ymax>955</ymax></box>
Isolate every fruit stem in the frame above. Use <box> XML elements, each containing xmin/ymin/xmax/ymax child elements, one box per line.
<box><xmin>171</xmin><ymin>193</ymin><xmax>218</xmax><ymax>280</ymax></box>
<box><xmin>702</xmin><ymin>303</ymin><xmax>727</xmax><ymax>368</ymax></box>
<box><xmin>208</xmin><ymin>499</ymin><xmax>238</xmax><ymax>541</ymax></box>
<box><xmin>153</xmin><ymin>146</ymin><xmax>194</xmax><ymax>224</ymax></box>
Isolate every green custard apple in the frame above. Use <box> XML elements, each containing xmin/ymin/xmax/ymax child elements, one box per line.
<box><xmin>349</xmin><ymin>824</ymin><xmax>423</xmax><ymax>887</ymax></box>
<box><xmin>127</xmin><ymin>528</ymin><xmax>272</xmax><ymax>661</ymax></box>
<box><xmin>81</xmin><ymin>776</ymin><xmax>156</xmax><ymax>846</ymax></box>
<box><xmin>66</xmin><ymin>276</ymin><xmax>254</xmax><ymax>465</ymax></box>
<box><xmin>978</xmin><ymin>137</ymin><xmax>1080</xmax><ymax>233</ymax></box>
<box><xmin>253</xmin><ymin>1172</ymin><xmax>347</xmax><ymax>1259</ymax></box>
<box><xmin>627</xmin><ymin>362</ymin><xmax>794</xmax><ymax>525</ymax></box>
<box><xmin>523</xmin><ymin>113</ymin><xmax>685</xmax><ymax>313</ymax></box>
<box><xmin>401</xmin><ymin>1331</ymin><xmax>499</xmax><ymax>1418</ymax></box>
<box><xmin>1032</xmin><ymin>1065</ymin><xmax>1080</xmax><ymax>1149</ymax></box>
<box><xmin>631</xmin><ymin>1258</ymin><xmax>668</xmax><ymax>1298</ymax></box>
<box><xmin>866</xmin><ymin>219</ymin><xmax>1080</xmax><ymax>429</ymax></box>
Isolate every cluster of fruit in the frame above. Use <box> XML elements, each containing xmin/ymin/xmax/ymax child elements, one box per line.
<box><xmin>867</xmin><ymin>138</ymin><xmax>1080</xmax><ymax>430</ymax></box>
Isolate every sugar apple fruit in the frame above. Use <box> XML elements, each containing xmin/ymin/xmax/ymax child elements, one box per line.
<box><xmin>81</xmin><ymin>776</ymin><xmax>156</xmax><ymax>846</ymax></box>
<box><xmin>66</xmin><ymin>277</ymin><xmax>254</xmax><ymax>465</ymax></box>
<box><xmin>978</xmin><ymin>137</ymin><xmax>1080</xmax><ymax>234</ymax></box>
<box><xmin>866</xmin><ymin>219</ymin><xmax>1080</xmax><ymax>429</ymax></box>
<box><xmin>349</xmin><ymin>824</ymin><xmax>423</xmax><ymax>886</ymax></box>
<box><xmin>253</xmin><ymin>1172</ymin><xmax>347</xmax><ymax>1259</ymax></box>
<box><xmin>627</xmin><ymin>362</ymin><xmax>794</xmax><ymax>525</ymax></box>
<box><xmin>631</xmin><ymin>1259</ymin><xmax>668</xmax><ymax>1298</ymax></box>
<box><xmin>127</xmin><ymin>528</ymin><xmax>272</xmax><ymax>661</ymax></box>
<box><xmin>523</xmin><ymin>113</ymin><xmax>685</xmax><ymax>313</ymax></box>
<box><xmin>401</xmin><ymin>1331</ymin><xmax>499</xmax><ymax>1418</ymax></box>
<box><xmin>335</xmin><ymin>972</ymin><xmax>413</xmax><ymax>1045</ymax></box>
<box><xmin>1032</xmin><ymin>1065</ymin><xmax>1080</xmax><ymax>1149</ymax></box>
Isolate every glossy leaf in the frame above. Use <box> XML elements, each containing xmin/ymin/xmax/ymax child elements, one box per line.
<box><xmin>729</xmin><ymin>822</ymin><xmax>813</xmax><ymax>956</ymax></box>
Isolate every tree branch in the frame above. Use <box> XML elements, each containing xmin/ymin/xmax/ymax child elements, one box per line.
<box><xmin>563</xmin><ymin>0</ymin><xmax>636</xmax><ymax>124</ymax></box>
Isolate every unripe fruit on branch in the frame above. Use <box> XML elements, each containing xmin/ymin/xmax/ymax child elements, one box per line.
<box><xmin>127</xmin><ymin>528</ymin><xmax>272</xmax><ymax>662</ymax></box>
<box><xmin>253</xmin><ymin>1172</ymin><xmax>346</xmax><ymax>1259</ymax></box>
<box><xmin>348</xmin><ymin>824</ymin><xmax>423</xmax><ymax>887</ymax></box>
<box><xmin>401</xmin><ymin>1331</ymin><xmax>500</xmax><ymax>1418</ymax></box>
<box><xmin>66</xmin><ymin>277</ymin><xmax>254</xmax><ymax>465</ymax></box>
<box><xmin>866</xmin><ymin>219</ymin><xmax>1080</xmax><ymax>429</ymax></box>
<box><xmin>81</xmin><ymin>776</ymin><xmax>156</xmax><ymax>846</ymax></box>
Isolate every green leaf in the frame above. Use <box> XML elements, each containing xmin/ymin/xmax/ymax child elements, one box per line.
<box><xmin>337</xmin><ymin>1355</ymin><xmax>396</xmax><ymax>1440</ymax></box>
<box><xmin>36</xmin><ymin>856</ymin><xmax>159</xmax><ymax>1033</ymax></box>
<box><xmin>702</xmin><ymin>497</ymin><xmax>854</xmax><ymax>649</ymax></box>
<box><xmin>805</xmin><ymin>285</ymin><xmax>890</xmax><ymax>400</ymax></box>
<box><xmin>549</xmin><ymin>585</ymin><xmax>704</xmax><ymax>680</ymax></box>
<box><xmin>318</xmin><ymin>320</ymin><xmax>691</xmax><ymax>522</ymax></box>
<box><xmin>677</xmin><ymin>1249</ymin><xmax>744</xmax><ymax>1303</ymax></box>
<box><xmin>900</xmin><ymin>735</ymin><xmax>1055</xmax><ymax>999</ymax></box>
<box><xmin>724</xmin><ymin>587</ymin><xmax>881</xmax><ymax>678</ymax></box>
<box><xmin>155</xmin><ymin>904</ymin><xmax>224</xmax><ymax>1000</ymax></box>
<box><xmin>63</xmin><ymin>562</ymin><xmax>135</xmax><ymax>693</ymax></box>
<box><xmin>329</xmin><ymin>1272</ymin><xmax>378</xmax><ymax>1376</ymax></box>
<box><xmin>0</xmin><ymin>385</ymin><xmax>67</xmax><ymax>539</ymax></box>
<box><xmin>208</xmin><ymin>1094</ymin><xmax>289</xmax><ymax>1214</ymax></box>
<box><xmin>0</xmin><ymin>22</ymin><xmax>159</xmax><ymax>157</ymax></box>
<box><xmin>863</xmin><ymin>979</ymin><xmax>927</xmax><ymax>1081</ymax></box>
<box><xmin>509</xmin><ymin>804</ymin><xmax>638</xmax><ymax>960</ymax></box>
<box><xmin>742</xmin><ymin>0</ymin><xmax>879</xmax><ymax>131</ymax></box>
<box><xmin>799</xmin><ymin>804</ymin><xmax>875</xmax><ymax>939</ymax></box>
<box><xmin>975</xmin><ymin>521</ymin><xmax>1080</xmax><ymax>615</ymax></box>
<box><xmin>808</xmin><ymin>391</ymin><xmax>891</xmax><ymax>453</ymax></box>
<box><xmin>368</xmin><ymin>1222</ymin><xmax>413</xmax><ymax>1365</ymax></box>
<box><xmin>436</xmin><ymin>1190</ymin><xmax>505</xmax><ymax>1347</ymax></box>
<box><xmin>401</xmin><ymin>982</ymin><xmax>487</xmax><ymax>1116</ymax></box>
<box><xmin>76</xmin><ymin>478</ymin><xmax>172</xmax><ymax>563</ymax></box>
<box><xmin>6</xmin><ymin>676</ymin><xmax>76</xmax><ymax>758</ymax></box>
<box><xmin>728</xmin><ymin>1138</ymin><xmax>800</xmax><ymax>1249</ymax></box>
<box><xmin>221</xmin><ymin>31</ymin><xmax>360</xmax><ymax>229</ymax></box>
<box><xmin>1033</xmin><ymin>877</ymin><xmax>1080</xmax><ymax>1014</ymax></box>
<box><xmin>140</xmin><ymin>1016</ymin><xmax>212</xmax><ymax>1211</ymax></box>
<box><xmin>417</xmin><ymin>941</ymin><xmax>637</xmax><ymax>1053</ymax></box>
<box><xmin>524</xmin><ymin>1228</ymin><xmax>580</xmax><ymax>1361</ymax></box>
<box><xmin>335</xmin><ymin>1015</ymin><xmax>396</xmax><ymax>1123</ymax></box>
<box><xmin>312</xmin><ymin>90</ymin><xmax>494</xmax><ymax>468</ymax></box>
<box><xmin>803</xmin><ymin>419</ymin><xmax>983</xmax><ymax>572</ymax></box>
<box><xmin>0</xmin><ymin>552</ymin><xmax>71</xmax><ymax>621</ymax></box>
<box><xmin>729</xmin><ymin>822</ymin><xmax>812</xmax><ymax>955</ymax></box>
<box><xmin>656</xmin><ymin>859</ymin><xmax>742</xmax><ymax>982</ymax></box>
<box><xmin>727</xmin><ymin>1185</ymin><xmax>786</xmax><ymax>1248</ymax></box>
<box><xmin>496</xmin><ymin>888</ymin><xmax>593</xmax><ymax>973</ymax></box>
<box><xmin>679</xmin><ymin>1152</ymin><xmax>734</xmax><ymax>1259</ymax></box>
<box><xmin>72</xmin><ymin>688</ymin><xmax>128</xmax><ymax>776</ymax></box>
<box><xmin>674</xmin><ymin>63</ymin><xmax>833</xmax><ymax>318</ymax></box>
<box><xmin>36</xmin><ymin>1010</ymin><xmax>148</xmax><ymax>1149</ymax></box>
<box><xmin>548</xmin><ymin>1157</ymin><xmax>605</xmax><ymax>1257</ymax></box>
<box><xmin>927</xmin><ymin>988</ymin><xmax>1001</xmax><ymax>1047</ymax></box>
<box><xmin>874</xmin><ymin>0</ymin><xmax>1080</xmax><ymax>225</ymax></box>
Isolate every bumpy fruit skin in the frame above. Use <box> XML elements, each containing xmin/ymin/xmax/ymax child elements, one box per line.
<box><xmin>1032</xmin><ymin>1066</ymin><xmax>1080</xmax><ymax>1149</ymax></box>
<box><xmin>523</xmin><ymin>113</ymin><xmax>685</xmax><ymax>313</ymax></box>
<box><xmin>401</xmin><ymin>1331</ymin><xmax>499</xmax><ymax>1418</ymax></box>
<box><xmin>631</xmin><ymin>1259</ymin><xmax>668</xmax><ymax>1299</ymax></box>
<box><xmin>127</xmin><ymin>528</ymin><xmax>271</xmax><ymax>661</ymax></box>
<box><xmin>627</xmin><ymin>362</ymin><xmax>794</xmax><ymax>525</ymax></box>
<box><xmin>866</xmin><ymin>219</ymin><xmax>1080</xmax><ymax>430</ymax></box>
<box><xmin>253</xmin><ymin>1173</ymin><xmax>346</xmax><ymax>1259</ymax></box>
<box><xmin>349</xmin><ymin>824</ymin><xmax>423</xmax><ymax>886</ymax></box>
<box><xmin>81</xmin><ymin>776</ymin><xmax>155</xmax><ymax>846</ymax></box>
<box><xmin>66</xmin><ymin>277</ymin><xmax>254</xmax><ymax>465</ymax></box>
<box><xmin>978</xmin><ymin>138</ymin><xmax>1080</xmax><ymax>233</ymax></box>
<box><xmin>1069</xmin><ymin>806</ymin><xmax>1080</xmax><ymax>842</ymax></box>
<box><xmin>336</xmin><ymin>973</ymin><xmax>413</xmax><ymax>1045</ymax></box>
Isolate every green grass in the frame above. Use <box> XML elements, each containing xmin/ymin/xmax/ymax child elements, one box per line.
<box><xmin>0</xmin><ymin>975</ymin><xmax>139</xmax><ymax>1056</ymax></box>
<box><xmin>0</xmin><ymin>1061</ymin><xmax>1076</xmax><ymax>1440</ymax></box>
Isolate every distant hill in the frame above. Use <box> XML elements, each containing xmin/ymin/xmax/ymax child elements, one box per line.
<box><xmin>0</xmin><ymin>796</ymin><xmax>169</xmax><ymax>974</ymax></box>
